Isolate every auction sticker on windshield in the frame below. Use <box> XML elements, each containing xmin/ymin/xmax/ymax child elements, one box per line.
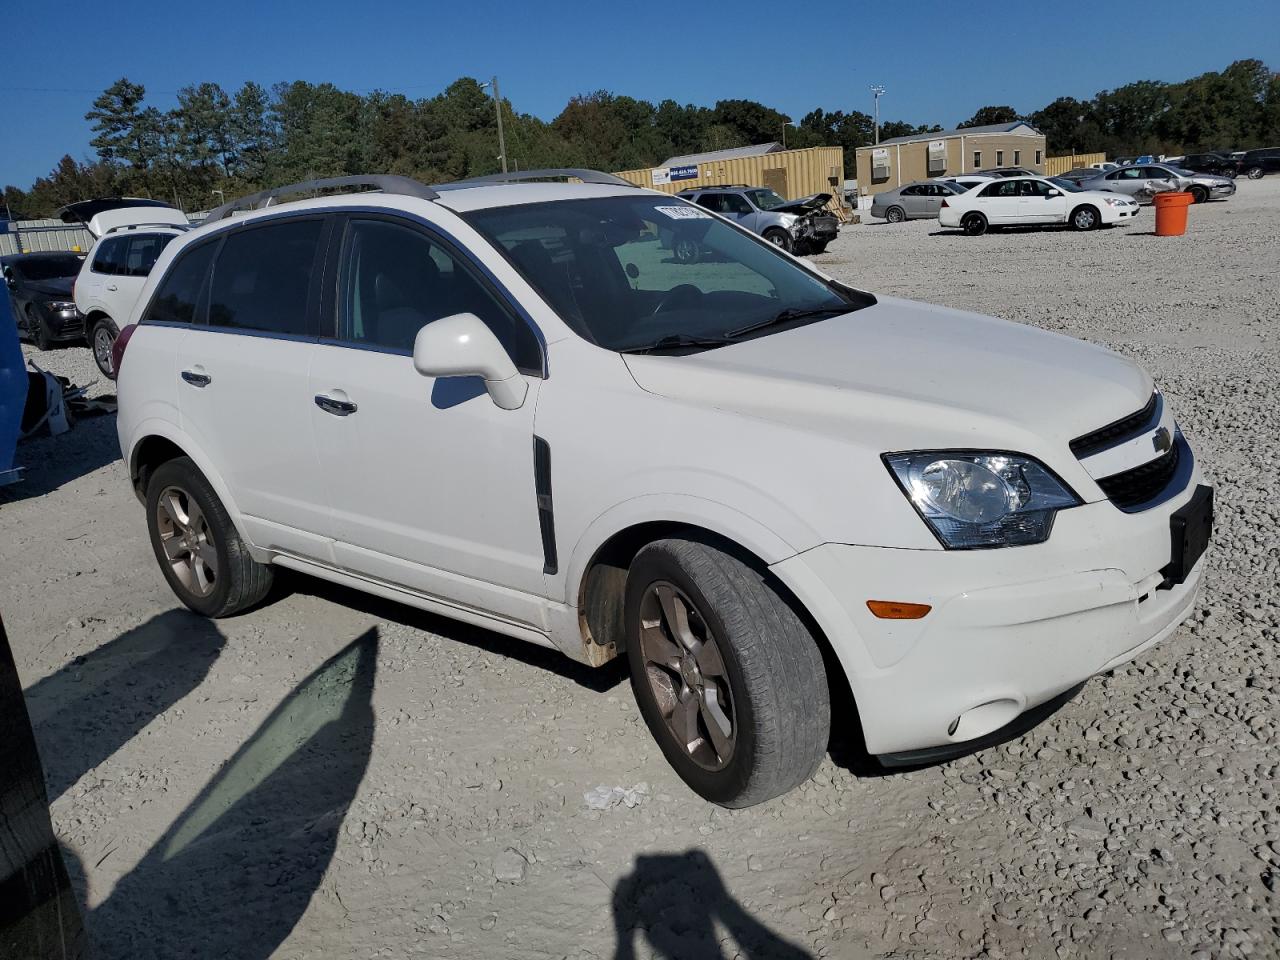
<box><xmin>654</xmin><ymin>206</ymin><xmax>711</xmax><ymax>220</ymax></box>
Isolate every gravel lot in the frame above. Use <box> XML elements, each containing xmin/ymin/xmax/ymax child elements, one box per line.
<box><xmin>3</xmin><ymin>180</ymin><xmax>1278</xmax><ymax>960</ymax></box>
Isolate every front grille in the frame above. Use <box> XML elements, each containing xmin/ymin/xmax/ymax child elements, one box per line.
<box><xmin>1096</xmin><ymin>442</ymin><xmax>1180</xmax><ymax>510</ymax></box>
<box><xmin>1070</xmin><ymin>392</ymin><xmax>1159</xmax><ymax>458</ymax></box>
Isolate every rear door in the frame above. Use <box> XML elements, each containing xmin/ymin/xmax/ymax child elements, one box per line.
<box><xmin>79</xmin><ymin>237</ymin><xmax>128</xmax><ymax>316</ymax></box>
<box><xmin>1104</xmin><ymin>167</ymin><xmax>1145</xmax><ymax>197</ymax></box>
<box><xmin>975</xmin><ymin>179</ymin><xmax>1021</xmax><ymax>223</ymax></box>
<box><xmin>175</xmin><ymin>215</ymin><xmax>334</xmax><ymax>561</ymax></box>
<box><xmin>110</xmin><ymin>233</ymin><xmax>176</xmax><ymax>323</ymax></box>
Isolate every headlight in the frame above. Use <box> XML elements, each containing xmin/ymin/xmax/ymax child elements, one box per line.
<box><xmin>883</xmin><ymin>452</ymin><xmax>1080</xmax><ymax>549</ymax></box>
<box><xmin>1103</xmin><ymin>197</ymin><xmax>1129</xmax><ymax>207</ymax></box>
<box><xmin>46</xmin><ymin>300</ymin><xmax>77</xmax><ymax>312</ymax></box>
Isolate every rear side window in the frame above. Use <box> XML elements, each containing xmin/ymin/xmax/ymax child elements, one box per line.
<box><xmin>124</xmin><ymin>234</ymin><xmax>176</xmax><ymax>277</ymax></box>
<box><xmin>208</xmin><ymin>219</ymin><xmax>323</xmax><ymax>337</ymax></box>
<box><xmin>92</xmin><ymin>237</ymin><xmax>127</xmax><ymax>275</ymax></box>
<box><xmin>143</xmin><ymin>242</ymin><xmax>216</xmax><ymax>325</ymax></box>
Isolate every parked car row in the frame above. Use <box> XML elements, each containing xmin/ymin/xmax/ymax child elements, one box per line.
<box><xmin>1113</xmin><ymin>148</ymin><xmax>1279</xmax><ymax>179</ymax></box>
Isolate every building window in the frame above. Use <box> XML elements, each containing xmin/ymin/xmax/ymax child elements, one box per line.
<box><xmin>996</xmin><ymin>150</ymin><xmax>1004</xmax><ymax>166</ymax></box>
<box><xmin>1035</xmin><ymin>149</ymin><xmax>1043</xmax><ymax>164</ymax></box>
<box><xmin>973</xmin><ymin>151</ymin><xmax>981</xmax><ymax>168</ymax></box>
<box><xmin>1013</xmin><ymin>150</ymin><xmax>1021</xmax><ymax>165</ymax></box>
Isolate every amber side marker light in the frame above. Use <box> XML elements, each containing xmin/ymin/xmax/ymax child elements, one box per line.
<box><xmin>866</xmin><ymin>600</ymin><xmax>932</xmax><ymax>620</ymax></box>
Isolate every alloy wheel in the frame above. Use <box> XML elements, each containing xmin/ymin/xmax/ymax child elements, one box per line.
<box><xmin>155</xmin><ymin>485</ymin><xmax>218</xmax><ymax>597</ymax></box>
<box><xmin>1074</xmin><ymin>208</ymin><xmax>1097</xmax><ymax>229</ymax></box>
<box><xmin>93</xmin><ymin>326</ymin><xmax>114</xmax><ymax>374</ymax></box>
<box><xmin>637</xmin><ymin>581</ymin><xmax>737</xmax><ymax>772</ymax></box>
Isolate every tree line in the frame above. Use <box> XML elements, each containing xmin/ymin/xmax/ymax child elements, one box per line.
<box><xmin>4</xmin><ymin>59</ymin><xmax>1276</xmax><ymax>218</ymax></box>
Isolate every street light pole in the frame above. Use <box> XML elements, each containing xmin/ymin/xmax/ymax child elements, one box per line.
<box><xmin>870</xmin><ymin>85</ymin><xmax>885</xmax><ymax>145</ymax></box>
<box><xmin>781</xmin><ymin>117</ymin><xmax>791</xmax><ymax>149</ymax></box>
<box><xmin>481</xmin><ymin>76</ymin><xmax>509</xmax><ymax>174</ymax></box>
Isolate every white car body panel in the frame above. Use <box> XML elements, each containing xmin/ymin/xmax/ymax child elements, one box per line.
<box><xmin>939</xmin><ymin>177</ymin><xmax>1138</xmax><ymax>229</ymax></box>
<box><xmin>115</xmin><ymin>182</ymin><xmax>1205</xmax><ymax>760</ymax></box>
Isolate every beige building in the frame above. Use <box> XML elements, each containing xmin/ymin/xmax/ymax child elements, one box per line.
<box><xmin>615</xmin><ymin>143</ymin><xmax>845</xmax><ymax>203</ymax></box>
<box><xmin>854</xmin><ymin>122</ymin><xmax>1047</xmax><ymax>197</ymax></box>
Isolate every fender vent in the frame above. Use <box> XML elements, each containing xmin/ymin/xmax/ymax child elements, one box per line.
<box><xmin>533</xmin><ymin>436</ymin><xmax>557</xmax><ymax>575</ymax></box>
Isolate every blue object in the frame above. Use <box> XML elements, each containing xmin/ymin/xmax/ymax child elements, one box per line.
<box><xmin>0</xmin><ymin>287</ymin><xmax>26</xmax><ymax>485</ymax></box>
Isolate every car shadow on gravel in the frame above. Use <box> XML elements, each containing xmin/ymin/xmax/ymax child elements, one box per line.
<box><xmin>87</xmin><ymin>628</ymin><xmax>379</xmax><ymax>960</ymax></box>
<box><xmin>612</xmin><ymin>849</ymin><xmax>812</xmax><ymax>959</ymax></box>
<box><xmin>23</xmin><ymin>609</ymin><xmax>227</xmax><ymax>802</ymax></box>
<box><xmin>285</xmin><ymin>572</ymin><xmax>628</xmax><ymax>693</ymax></box>
<box><xmin>1</xmin><ymin>413</ymin><xmax>122</xmax><ymax>504</ymax></box>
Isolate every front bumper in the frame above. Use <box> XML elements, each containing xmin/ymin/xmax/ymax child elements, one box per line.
<box><xmin>1208</xmin><ymin>182</ymin><xmax>1236</xmax><ymax>197</ymax></box>
<box><xmin>772</xmin><ymin>475</ymin><xmax>1206</xmax><ymax>757</ymax></box>
<box><xmin>39</xmin><ymin>304</ymin><xmax>86</xmax><ymax>341</ymax></box>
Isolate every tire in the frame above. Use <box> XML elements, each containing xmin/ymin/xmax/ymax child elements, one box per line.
<box><xmin>672</xmin><ymin>236</ymin><xmax>701</xmax><ymax>264</ymax></box>
<box><xmin>1246</xmin><ymin>166</ymin><xmax>1264</xmax><ymax>180</ymax></box>
<box><xmin>961</xmin><ymin>212</ymin><xmax>988</xmax><ymax>236</ymax></box>
<box><xmin>885</xmin><ymin>206</ymin><xmax>906</xmax><ymax>224</ymax></box>
<box><xmin>763</xmin><ymin>228</ymin><xmax>793</xmax><ymax>253</ymax></box>
<box><xmin>30</xmin><ymin>309</ymin><xmax>53</xmax><ymax>351</ymax></box>
<box><xmin>624</xmin><ymin>537</ymin><xmax>831</xmax><ymax>807</ymax></box>
<box><xmin>1070</xmin><ymin>204</ymin><xmax>1100</xmax><ymax>231</ymax></box>
<box><xmin>1189</xmin><ymin>186</ymin><xmax>1208</xmax><ymax>204</ymax></box>
<box><xmin>90</xmin><ymin>316</ymin><xmax>119</xmax><ymax>378</ymax></box>
<box><xmin>146</xmin><ymin>457</ymin><xmax>273</xmax><ymax>618</ymax></box>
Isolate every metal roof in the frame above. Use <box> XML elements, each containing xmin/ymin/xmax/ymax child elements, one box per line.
<box><xmin>872</xmin><ymin>122</ymin><xmax>1042</xmax><ymax>148</ymax></box>
<box><xmin>660</xmin><ymin>142</ymin><xmax>783</xmax><ymax>168</ymax></box>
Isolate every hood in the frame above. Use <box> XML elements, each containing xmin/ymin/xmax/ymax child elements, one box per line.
<box><xmin>772</xmin><ymin>193</ymin><xmax>832</xmax><ymax>215</ymax></box>
<box><xmin>27</xmin><ymin>277</ymin><xmax>76</xmax><ymax>298</ymax></box>
<box><xmin>622</xmin><ymin>296</ymin><xmax>1152</xmax><ymax>459</ymax></box>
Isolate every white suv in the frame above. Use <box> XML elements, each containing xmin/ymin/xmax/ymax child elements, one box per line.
<box><xmin>73</xmin><ymin>206</ymin><xmax>188</xmax><ymax>376</ymax></box>
<box><xmin>114</xmin><ymin>171</ymin><xmax>1212</xmax><ymax>807</ymax></box>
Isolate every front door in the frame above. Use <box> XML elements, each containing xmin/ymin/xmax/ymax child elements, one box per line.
<box><xmin>1019</xmin><ymin>179</ymin><xmax>1069</xmax><ymax>222</ymax></box>
<box><xmin>308</xmin><ymin>215</ymin><xmax>549</xmax><ymax>628</ymax></box>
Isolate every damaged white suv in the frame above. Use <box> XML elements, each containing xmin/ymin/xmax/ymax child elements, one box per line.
<box><xmin>114</xmin><ymin>171</ymin><xmax>1212</xmax><ymax>807</ymax></box>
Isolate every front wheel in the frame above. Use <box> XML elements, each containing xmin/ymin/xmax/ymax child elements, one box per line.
<box><xmin>672</xmin><ymin>236</ymin><xmax>701</xmax><ymax>264</ymax></box>
<box><xmin>30</xmin><ymin>309</ymin><xmax>53</xmax><ymax>351</ymax></box>
<box><xmin>625</xmin><ymin>537</ymin><xmax>830</xmax><ymax>807</ymax></box>
<box><xmin>90</xmin><ymin>317</ymin><xmax>120</xmax><ymax>378</ymax></box>
<box><xmin>1246</xmin><ymin>166</ymin><xmax>1264</xmax><ymax>179</ymax></box>
<box><xmin>1189</xmin><ymin>186</ymin><xmax>1208</xmax><ymax>204</ymax></box>
<box><xmin>762</xmin><ymin>228</ymin><xmax>793</xmax><ymax>253</ymax></box>
<box><xmin>1070</xmin><ymin>205</ymin><xmax>1100</xmax><ymax>231</ymax></box>
<box><xmin>961</xmin><ymin>212</ymin><xmax>988</xmax><ymax>236</ymax></box>
<box><xmin>146</xmin><ymin>457</ymin><xmax>273</xmax><ymax>618</ymax></box>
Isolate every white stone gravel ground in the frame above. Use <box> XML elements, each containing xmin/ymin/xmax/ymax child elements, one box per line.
<box><xmin>2</xmin><ymin>179</ymin><xmax>1278</xmax><ymax>960</ymax></box>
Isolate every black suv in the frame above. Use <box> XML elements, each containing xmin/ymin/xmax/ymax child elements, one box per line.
<box><xmin>2</xmin><ymin>252</ymin><xmax>87</xmax><ymax>350</ymax></box>
<box><xmin>1178</xmin><ymin>153</ymin><xmax>1238</xmax><ymax>178</ymax></box>
<box><xmin>1238</xmin><ymin>148</ymin><xmax>1280</xmax><ymax>179</ymax></box>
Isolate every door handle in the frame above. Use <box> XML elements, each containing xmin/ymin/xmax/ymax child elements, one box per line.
<box><xmin>181</xmin><ymin>369</ymin><xmax>211</xmax><ymax>387</ymax></box>
<box><xmin>106</xmin><ymin>284</ymin><xmax>118</xmax><ymax>291</ymax></box>
<box><xmin>314</xmin><ymin>394</ymin><xmax>357</xmax><ymax>416</ymax></box>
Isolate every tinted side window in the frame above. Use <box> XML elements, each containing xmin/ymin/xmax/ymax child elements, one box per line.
<box><xmin>143</xmin><ymin>242</ymin><xmax>216</xmax><ymax>325</ymax></box>
<box><xmin>338</xmin><ymin>218</ymin><xmax>539</xmax><ymax>370</ymax></box>
<box><xmin>92</xmin><ymin>237</ymin><xmax>127</xmax><ymax>275</ymax></box>
<box><xmin>124</xmin><ymin>234</ymin><xmax>175</xmax><ymax>277</ymax></box>
<box><xmin>694</xmin><ymin>194</ymin><xmax>723</xmax><ymax>213</ymax></box>
<box><xmin>208</xmin><ymin>219</ymin><xmax>323</xmax><ymax>336</ymax></box>
<box><xmin>722</xmin><ymin>194</ymin><xmax>752</xmax><ymax>214</ymax></box>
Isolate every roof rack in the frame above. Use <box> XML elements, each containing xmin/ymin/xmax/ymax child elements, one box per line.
<box><xmin>205</xmin><ymin>175</ymin><xmax>439</xmax><ymax>222</ymax></box>
<box><xmin>677</xmin><ymin>184</ymin><xmax>751</xmax><ymax>190</ymax></box>
<box><xmin>435</xmin><ymin>168</ymin><xmax>637</xmax><ymax>190</ymax></box>
<box><xmin>103</xmin><ymin>222</ymin><xmax>191</xmax><ymax>235</ymax></box>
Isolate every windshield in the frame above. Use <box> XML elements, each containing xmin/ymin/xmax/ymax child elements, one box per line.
<box><xmin>743</xmin><ymin>188</ymin><xmax>788</xmax><ymax>210</ymax></box>
<box><xmin>464</xmin><ymin>195</ymin><xmax>866</xmax><ymax>352</ymax></box>
<box><xmin>1049</xmin><ymin>177</ymin><xmax>1085</xmax><ymax>192</ymax></box>
<box><xmin>11</xmin><ymin>256</ymin><xmax>83</xmax><ymax>281</ymax></box>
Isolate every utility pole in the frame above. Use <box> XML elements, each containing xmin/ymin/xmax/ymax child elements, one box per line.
<box><xmin>781</xmin><ymin>117</ymin><xmax>791</xmax><ymax>149</ymax></box>
<box><xmin>870</xmin><ymin>85</ymin><xmax>886</xmax><ymax>145</ymax></box>
<box><xmin>481</xmin><ymin>76</ymin><xmax>508</xmax><ymax>174</ymax></box>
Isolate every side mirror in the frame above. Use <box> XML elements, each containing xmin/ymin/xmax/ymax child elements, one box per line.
<box><xmin>1047</xmin><ymin>189</ymin><xmax>1061</xmax><ymax>197</ymax></box>
<box><xmin>412</xmin><ymin>312</ymin><xmax>527</xmax><ymax>411</ymax></box>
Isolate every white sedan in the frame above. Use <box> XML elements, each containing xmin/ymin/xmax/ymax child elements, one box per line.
<box><xmin>940</xmin><ymin>176</ymin><xmax>1139</xmax><ymax>236</ymax></box>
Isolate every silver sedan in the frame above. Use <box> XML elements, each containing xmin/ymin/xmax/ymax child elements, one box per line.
<box><xmin>870</xmin><ymin>180</ymin><xmax>964</xmax><ymax>222</ymax></box>
<box><xmin>1077</xmin><ymin>163</ymin><xmax>1235</xmax><ymax>204</ymax></box>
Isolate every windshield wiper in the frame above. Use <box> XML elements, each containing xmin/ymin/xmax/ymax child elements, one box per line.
<box><xmin>725</xmin><ymin>305</ymin><xmax>849</xmax><ymax>340</ymax></box>
<box><xmin>619</xmin><ymin>333</ymin><xmax>735</xmax><ymax>355</ymax></box>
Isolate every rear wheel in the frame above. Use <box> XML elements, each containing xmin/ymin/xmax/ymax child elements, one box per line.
<box><xmin>146</xmin><ymin>457</ymin><xmax>273</xmax><ymax>618</ymax></box>
<box><xmin>625</xmin><ymin>537</ymin><xmax>830</xmax><ymax>807</ymax></box>
<box><xmin>763</xmin><ymin>228</ymin><xmax>793</xmax><ymax>253</ymax></box>
<box><xmin>885</xmin><ymin>206</ymin><xmax>906</xmax><ymax>224</ymax></box>
<box><xmin>961</xmin><ymin>212</ymin><xmax>988</xmax><ymax>236</ymax></box>
<box><xmin>90</xmin><ymin>316</ymin><xmax>119</xmax><ymax>378</ymax></box>
<box><xmin>1070</xmin><ymin>204</ymin><xmax>1100</xmax><ymax>231</ymax></box>
<box><xmin>1189</xmin><ymin>185</ymin><xmax>1208</xmax><ymax>204</ymax></box>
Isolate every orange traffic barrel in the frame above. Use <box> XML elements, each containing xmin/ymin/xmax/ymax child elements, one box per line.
<box><xmin>1153</xmin><ymin>191</ymin><xmax>1193</xmax><ymax>236</ymax></box>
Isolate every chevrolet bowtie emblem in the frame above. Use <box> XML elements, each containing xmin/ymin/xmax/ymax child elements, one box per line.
<box><xmin>1152</xmin><ymin>426</ymin><xmax>1173</xmax><ymax>453</ymax></box>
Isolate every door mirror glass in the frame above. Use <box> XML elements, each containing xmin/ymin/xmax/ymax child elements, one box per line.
<box><xmin>412</xmin><ymin>312</ymin><xmax>527</xmax><ymax>410</ymax></box>
<box><xmin>1046</xmin><ymin>189</ymin><xmax>1061</xmax><ymax>197</ymax></box>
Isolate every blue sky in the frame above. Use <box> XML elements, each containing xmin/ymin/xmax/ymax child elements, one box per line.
<box><xmin>4</xmin><ymin>0</ymin><xmax>1278</xmax><ymax>188</ymax></box>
